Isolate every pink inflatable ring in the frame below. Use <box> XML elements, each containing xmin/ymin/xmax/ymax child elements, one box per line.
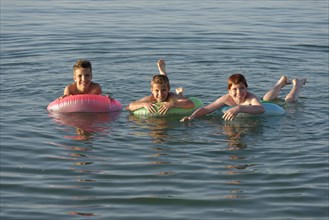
<box><xmin>47</xmin><ymin>94</ymin><xmax>122</xmax><ymax>113</ymax></box>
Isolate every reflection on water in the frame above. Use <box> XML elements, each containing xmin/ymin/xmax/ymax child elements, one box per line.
<box><xmin>49</xmin><ymin>111</ymin><xmax>121</xmax><ymax>140</ymax></box>
<box><xmin>48</xmin><ymin>141</ymin><xmax>98</xmax><ymax>216</ymax></box>
<box><xmin>220</xmin><ymin>119</ymin><xmax>263</xmax><ymax>150</ymax></box>
<box><xmin>218</xmin><ymin>119</ymin><xmax>263</xmax><ymax>199</ymax></box>
<box><xmin>47</xmin><ymin>110</ymin><xmax>119</xmax><ymax>217</ymax></box>
<box><xmin>73</xmin><ymin>128</ymin><xmax>93</xmax><ymax>141</ymax></box>
<box><xmin>128</xmin><ymin>115</ymin><xmax>173</xmax><ymax>143</ymax></box>
<box><xmin>128</xmin><ymin>115</ymin><xmax>179</xmax><ymax>177</ymax></box>
<box><xmin>222</xmin><ymin>123</ymin><xmax>248</xmax><ymax>151</ymax></box>
<box><xmin>67</xmin><ymin>212</ymin><xmax>96</xmax><ymax>217</ymax></box>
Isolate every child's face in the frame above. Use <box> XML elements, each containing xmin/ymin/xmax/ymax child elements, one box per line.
<box><xmin>228</xmin><ymin>82</ymin><xmax>247</xmax><ymax>104</ymax></box>
<box><xmin>74</xmin><ymin>68</ymin><xmax>92</xmax><ymax>93</ymax></box>
<box><xmin>151</xmin><ymin>83</ymin><xmax>170</xmax><ymax>102</ymax></box>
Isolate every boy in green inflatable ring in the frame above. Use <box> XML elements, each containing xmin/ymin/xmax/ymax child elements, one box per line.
<box><xmin>126</xmin><ymin>59</ymin><xmax>195</xmax><ymax>115</ymax></box>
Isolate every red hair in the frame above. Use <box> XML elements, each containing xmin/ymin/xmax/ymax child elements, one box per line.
<box><xmin>227</xmin><ymin>73</ymin><xmax>248</xmax><ymax>90</ymax></box>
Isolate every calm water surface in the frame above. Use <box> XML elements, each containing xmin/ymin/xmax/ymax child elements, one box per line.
<box><xmin>1</xmin><ymin>0</ymin><xmax>328</xmax><ymax>219</ymax></box>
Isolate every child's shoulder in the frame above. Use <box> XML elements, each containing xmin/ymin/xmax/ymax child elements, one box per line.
<box><xmin>168</xmin><ymin>92</ymin><xmax>183</xmax><ymax>100</ymax></box>
<box><xmin>63</xmin><ymin>83</ymin><xmax>77</xmax><ymax>96</ymax></box>
<box><xmin>169</xmin><ymin>92</ymin><xmax>178</xmax><ymax>96</ymax></box>
<box><xmin>246</xmin><ymin>91</ymin><xmax>258</xmax><ymax>99</ymax></box>
<box><xmin>90</xmin><ymin>81</ymin><xmax>101</xmax><ymax>87</ymax></box>
<box><xmin>216</xmin><ymin>94</ymin><xmax>230</xmax><ymax>101</ymax></box>
<box><xmin>89</xmin><ymin>82</ymin><xmax>102</xmax><ymax>94</ymax></box>
<box><xmin>65</xmin><ymin>82</ymin><xmax>76</xmax><ymax>91</ymax></box>
<box><xmin>139</xmin><ymin>95</ymin><xmax>154</xmax><ymax>102</ymax></box>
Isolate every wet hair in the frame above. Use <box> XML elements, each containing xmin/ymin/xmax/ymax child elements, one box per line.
<box><xmin>227</xmin><ymin>73</ymin><xmax>248</xmax><ymax>90</ymax></box>
<box><xmin>150</xmin><ymin>75</ymin><xmax>170</xmax><ymax>87</ymax></box>
<box><xmin>73</xmin><ymin>59</ymin><xmax>92</xmax><ymax>74</ymax></box>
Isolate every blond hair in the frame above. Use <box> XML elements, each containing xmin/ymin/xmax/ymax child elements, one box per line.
<box><xmin>73</xmin><ymin>59</ymin><xmax>92</xmax><ymax>75</ymax></box>
<box><xmin>150</xmin><ymin>75</ymin><xmax>170</xmax><ymax>86</ymax></box>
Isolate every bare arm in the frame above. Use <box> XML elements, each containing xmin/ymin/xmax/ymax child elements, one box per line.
<box><xmin>157</xmin><ymin>94</ymin><xmax>195</xmax><ymax>115</ymax></box>
<box><xmin>89</xmin><ymin>82</ymin><xmax>102</xmax><ymax>95</ymax></box>
<box><xmin>126</xmin><ymin>96</ymin><xmax>157</xmax><ymax>113</ymax></box>
<box><xmin>180</xmin><ymin>95</ymin><xmax>227</xmax><ymax>122</ymax></box>
<box><xmin>61</xmin><ymin>83</ymin><xmax>75</xmax><ymax>98</ymax></box>
<box><xmin>63</xmin><ymin>85</ymin><xmax>71</xmax><ymax>96</ymax></box>
<box><xmin>222</xmin><ymin>94</ymin><xmax>264</xmax><ymax>121</ymax></box>
<box><xmin>171</xmin><ymin>96</ymin><xmax>195</xmax><ymax>109</ymax></box>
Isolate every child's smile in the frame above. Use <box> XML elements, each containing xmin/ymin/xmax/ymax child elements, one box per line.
<box><xmin>74</xmin><ymin>68</ymin><xmax>92</xmax><ymax>93</ymax></box>
<box><xmin>229</xmin><ymin>83</ymin><xmax>247</xmax><ymax>104</ymax></box>
<box><xmin>151</xmin><ymin>83</ymin><xmax>170</xmax><ymax>102</ymax></box>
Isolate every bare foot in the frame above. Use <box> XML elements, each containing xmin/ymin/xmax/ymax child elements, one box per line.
<box><xmin>157</xmin><ymin>59</ymin><xmax>167</xmax><ymax>75</ymax></box>
<box><xmin>284</xmin><ymin>78</ymin><xmax>307</xmax><ymax>102</ymax></box>
<box><xmin>277</xmin><ymin>75</ymin><xmax>291</xmax><ymax>87</ymax></box>
<box><xmin>175</xmin><ymin>87</ymin><xmax>184</xmax><ymax>95</ymax></box>
<box><xmin>176</xmin><ymin>87</ymin><xmax>185</xmax><ymax>98</ymax></box>
<box><xmin>292</xmin><ymin>78</ymin><xmax>307</xmax><ymax>88</ymax></box>
<box><xmin>263</xmin><ymin>75</ymin><xmax>291</xmax><ymax>101</ymax></box>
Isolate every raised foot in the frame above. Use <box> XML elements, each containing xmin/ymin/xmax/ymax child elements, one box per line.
<box><xmin>175</xmin><ymin>87</ymin><xmax>184</xmax><ymax>95</ymax></box>
<box><xmin>292</xmin><ymin>78</ymin><xmax>307</xmax><ymax>88</ymax></box>
<box><xmin>277</xmin><ymin>75</ymin><xmax>291</xmax><ymax>87</ymax></box>
<box><xmin>157</xmin><ymin>59</ymin><xmax>167</xmax><ymax>75</ymax></box>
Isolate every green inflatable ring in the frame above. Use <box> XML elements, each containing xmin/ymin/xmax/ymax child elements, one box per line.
<box><xmin>132</xmin><ymin>97</ymin><xmax>203</xmax><ymax>117</ymax></box>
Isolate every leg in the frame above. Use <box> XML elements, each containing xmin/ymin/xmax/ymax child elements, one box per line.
<box><xmin>157</xmin><ymin>59</ymin><xmax>185</xmax><ymax>97</ymax></box>
<box><xmin>284</xmin><ymin>78</ymin><xmax>307</xmax><ymax>102</ymax></box>
<box><xmin>157</xmin><ymin>59</ymin><xmax>167</xmax><ymax>75</ymax></box>
<box><xmin>263</xmin><ymin>76</ymin><xmax>291</xmax><ymax>101</ymax></box>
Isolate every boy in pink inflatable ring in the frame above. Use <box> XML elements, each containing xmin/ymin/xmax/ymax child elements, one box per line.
<box><xmin>61</xmin><ymin>59</ymin><xmax>102</xmax><ymax>98</ymax></box>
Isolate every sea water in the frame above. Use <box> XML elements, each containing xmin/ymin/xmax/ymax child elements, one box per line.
<box><xmin>1</xmin><ymin>0</ymin><xmax>328</xmax><ymax>219</ymax></box>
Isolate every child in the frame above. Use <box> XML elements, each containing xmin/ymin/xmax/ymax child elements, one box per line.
<box><xmin>62</xmin><ymin>59</ymin><xmax>102</xmax><ymax>98</ymax></box>
<box><xmin>126</xmin><ymin>59</ymin><xmax>194</xmax><ymax>115</ymax></box>
<box><xmin>262</xmin><ymin>75</ymin><xmax>307</xmax><ymax>102</ymax></box>
<box><xmin>180</xmin><ymin>73</ymin><xmax>265</xmax><ymax>122</ymax></box>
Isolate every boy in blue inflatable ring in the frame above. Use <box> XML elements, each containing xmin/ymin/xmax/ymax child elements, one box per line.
<box><xmin>180</xmin><ymin>75</ymin><xmax>306</xmax><ymax>122</ymax></box>
<box><xmin>181</xmin><ymin>73</ymin><xmax>265</xmax><ymax>121</ymax></box>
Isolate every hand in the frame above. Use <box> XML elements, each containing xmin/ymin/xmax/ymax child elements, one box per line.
<box><xmin>58</xmin><ymin>95</ymin><xmax>69</xmax><ymax>100</ymax></box>
<box><xmin>180</xmin><ymin>116</ymin><xmax>193</xmax><ymax>122</ymax></box>
<box><xmin>105</xmin><ymin>94</ymin><xmax>113</xmax><ymax>100</ymax></box>
<box><xmin>157</xmin><ymin>102</ymin><xmax>173</xmax><ymax>115</ymax></box>
<box><xmin>222</xmin><ymin>106</ymin><xmax>239</xmax><ymax>121</ymax></box>
<box><xmin>144</xmin><ymin>102</ymin><xmax>157</xmax><ymax>114</ymax></box>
